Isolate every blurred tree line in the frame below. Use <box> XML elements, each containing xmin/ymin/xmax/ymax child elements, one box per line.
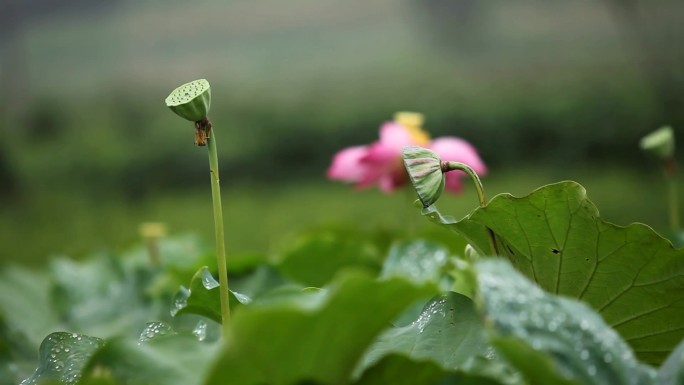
<box><xmin>0</xmin><ymin>0</ymin><xmax>682</xmax><ymax>203</ymax></box>
<box><xmin>0</xmin><ymin>0</ymin><xmax>122</xmax><ymax>199</ymax></box>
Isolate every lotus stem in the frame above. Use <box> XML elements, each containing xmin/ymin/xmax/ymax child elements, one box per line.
<box><xmin>443</xmin><ymin>162</ymin><xmax>486</xmax><ymax>206</ymax></box>
<box><xmin>205</xmin><ymin>120</ymin><xmax>231</xmax><ymax>335</ymax></box>
<box><xmin>443</xmin><ymin>161</ymin><xmax>499</xmax><ymax>256</ymax></box>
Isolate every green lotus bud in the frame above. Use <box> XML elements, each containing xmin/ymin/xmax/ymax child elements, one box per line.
<box><xmin>640</xmin><ymin>126</ymin><xmax>675</xmax><ymax>159</ymax></box>
<box><xmin>464</xmin><ymin>244</ymin><xmax>481</xmax><ymax>262</ymax></box>
<box><xmin>165</xmin><ymin>79</ymin><xmax>211</xmax><ymax>122</ymax></box>
<box><xmin>402</xmin><ymin>146</ymin><xmax>445</xmax><ymax>208</ymax></box>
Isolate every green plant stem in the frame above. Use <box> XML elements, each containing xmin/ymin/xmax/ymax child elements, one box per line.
<box><xmin>206</xmin><ymin>127</ymin><xmax>231</xmax><ymax>336</ymax></box>
<box><xmin>444</xmin><ymin>161</ymin><xmax>499</xmax><ymax>256</ymax></box>
<box><xmin>444</xmin><ymin>162</ymin><xmax>486</xmax><ymax>206</ymax></box>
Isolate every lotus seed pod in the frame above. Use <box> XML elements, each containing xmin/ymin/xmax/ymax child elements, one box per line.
<box><xmin>640</xmin><ymin>126</ymin><xmax>675</xmax><ymax>159</ymax></box>
<box><xmin>402</xmin><ymin>146</ymin><xmax>445</xmax><ymax>208</ymax></box>
<box><xmin>165</xmin><ymin>79</ymin><xmax>211</xmax><ymax>122</ymax></box>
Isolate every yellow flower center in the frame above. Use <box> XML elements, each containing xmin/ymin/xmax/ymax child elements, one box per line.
<box><xmin>394</xmin><ymin>111</ymin><xmax>430</xmax><ymax>146</ymax></box>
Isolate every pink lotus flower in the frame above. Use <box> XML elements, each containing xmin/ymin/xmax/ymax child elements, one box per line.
<box><xmin>327</xmin><ymin>112</ymin><xmax>487</xmax><ymax>193</ymax></box>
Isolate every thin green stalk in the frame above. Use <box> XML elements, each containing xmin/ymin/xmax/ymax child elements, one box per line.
<box><xmin>444</xmin><ymin>161</ymin><xmax>499</xmax><ymax>256</ymax></box>
<box><xmin>444</xmin><ymin>162</ymin><xmax>486</xmax><ymax>206</ymax></box>
<box><xmin>206</xmin><ymin>127</ymin><xmax>231</xmax><ymax>336</ymax></box>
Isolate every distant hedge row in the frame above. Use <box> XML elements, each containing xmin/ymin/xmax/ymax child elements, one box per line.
<box><xmin>1</xmin><ymin>71</ymin><xmax>680</xmax><ymax>201</ymax></box>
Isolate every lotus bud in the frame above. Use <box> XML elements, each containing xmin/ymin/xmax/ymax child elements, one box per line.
<box><xmin>402</xmin><ymin>146</ymin><xmax>445</xmax><ymax>207</ymax></box>
<box><xmin>464</xmin><ymin>244</ymin><xmax>481</xmax><ymax>262</ymax></box>
<box><xmin>165</xmin><ymin>79</ymin><xmax>211</xmax><ymax>122</ymax></box>
<box><xmin>138</xmin><ymin>222</ymin><xmax>167</xmax><ymax>267</ymax></box>
<box><xmin>138</xmin><ymin>222</ymin><xmax>168</xmax><ymax>239</ymax></box>
<box><xmin>640</xmin><ymin>126</ymin><xmax>675</xmax><ymax>159</ymax></box>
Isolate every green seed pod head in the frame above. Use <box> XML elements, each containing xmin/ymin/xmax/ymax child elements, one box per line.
<box><xmin>640</xmin><ymin>126</ymin><xmax>675</xmax><ymax>159</ymax></box>
<box><xmin>402</xmin><ymin>146</ymin><xmax>445</xmax><ymax>208</ymax></box>
<box><xmin>165</xmin><ymin>79</ymin><xmax>211</xmax><ymax>122</ymax></box>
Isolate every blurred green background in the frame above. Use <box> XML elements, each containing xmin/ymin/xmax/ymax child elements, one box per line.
<box><xmin>1</xmin><ymin>0</ymin><xmax>682</xmax><ymax>265</ymax></box>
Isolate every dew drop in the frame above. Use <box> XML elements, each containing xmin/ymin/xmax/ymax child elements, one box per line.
<box><xmin>580</xmin><ymin>319</ymin><xmax>590</xmax><ymax>330</ymax></box>
<box><xmin>548</xmin><ymin>321</ymin><xmax>558</xmax><ymax>332</ymax></box>
<box><xmin>193</xmin><ymin>320</ymin><xmax>208</xmax><ymax>342</ymax></box>
<box><xmin>138</xmin><ymin>321</ymin><xmax>174</xmax><ymax>343</ymax></box>
<box><xmin>201</xmin><ymin>270</ymin><xmax>220</xmax><ymax>289</ymax></box>
<box><xmin>580</xmin><ymin>349</ymin><xmax>589</xmax><ymax>360</ymax></box>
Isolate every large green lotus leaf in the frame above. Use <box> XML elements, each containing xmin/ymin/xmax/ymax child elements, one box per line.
<box><xmin>379</xmin><ymin>240</ymin><xmax>457</xmax><ymax>327</ymax></box>
<box><xmin>0</xmin><ymin>313</ymin><xmax>39</xmax><ymax>385</ymax></box>
<box><xmin>203</xmin><ymin>271</ymin><xmax>437</xmax><ymax>385</ymax></box>
<box><xmin>658</xmin><ymin>337</ymin><xmax>684</xmax><ymax>385</ymax></box>
<box><xmin>20</xmin><ymin>332</ymin><xmax>104</xmax><ymax>385</ymax></box>
<box><xmin>353</xmin><ymin>354</ymin><xmax>450</xmax><ymax>385</ymax></box>
<box><xmin>475</xmin><ymin>259</ymin><xmax>656</xmax><ymax>385</ymax></box>
<box><xmin>228</xmin><ymin>265</ymin><xmax>289</xmax><ymax>298</ymax></box>
<box><xmin>171</xmin><ymin>266</ymin><xmax>251</xmax><ymax>323</ymax></box>
<box><xmin>359</xmin><ymin>292</ymin><xmax>490</xmax><ymax>372</ymax></box>
<box><xmin>424</xmin><ymin>181</ymin><xmax>684</xmax><ymax>364</ymax></box>
<box><xmin>353</xmin><ymin>354</ymin><xmax>507</xmax><ymax>385</ymax></box>
<box><xmin>380</xmin><ymin>240</ymin><xmax>453</xmax><ymax>289</ymax></box>
<box><xmin>358</xmin><ymin>291</ymin><xmax>522</xmax><ymax>385</ymax></box>
<box><xmin>81</xmin><ymin>334</ymin><xmax>219</xmax><ymax>385</ymax></box>
<box><xmin>0</xmin><ymin>266</ymin><xmax>61</xmax><ymax>349</ymax></box>
<box><xmin>0</xmin><ymin>266</ymin><xmax>63</xmax><ymax>384</ymax></box>
<box><xmin>0</xmin><ymin>316</ymin><xmax>14</xmax><ymax>385</ymax></box>
<box><xmin>48</xmin><ymin>255</ymin><xmax>172</xmax><ymax>340</ymax></box>
<box><xmin>422</xmin><ymin>204</ymin><xmax>494</xmax><ymax>258</ymax></box>
<box><xmin>276</xmin><ymin>229</ymin><xmax>382</xmax><ymax>287</ymax></box>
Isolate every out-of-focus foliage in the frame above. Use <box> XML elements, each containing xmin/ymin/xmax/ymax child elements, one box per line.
<box><xmin>3</xmin><ymin>180</ymin><xmax>684</xmax><ymax>384</ymax></box>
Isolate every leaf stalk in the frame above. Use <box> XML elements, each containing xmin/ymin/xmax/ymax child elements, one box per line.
<box><xmin>442</xmin><ymin>161</ymin><xmax>499</xmax><ymax>256</ymax></box>
<box><xmin>205</xmin><ymin>120</ymin><xmax>231</xmax><ymax>336</ymax></box>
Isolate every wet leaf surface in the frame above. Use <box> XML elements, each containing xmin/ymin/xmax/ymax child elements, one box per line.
<box><xmin>424</xmin><ymin>181</ymin><xmax>684</xmax><ymax>364</ymax></box>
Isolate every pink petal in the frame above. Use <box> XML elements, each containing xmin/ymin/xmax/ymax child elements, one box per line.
<box><xmin>378</xmin><ymin>122</ymin><xmax>413</xmax><ymax>148</ymax></box>
<box><xmin>356</xmin><ymin>155</ymin><xmax>402</xmax><ymax>189</ymax></box>
<box><xmin>444</xmin><ymin>172</ymin><xmax>465</xmax><ymax>193</ymax></box>
<box><xmin>356</xmin><ymin>139</ymin><xmax>407</xmax><ymax>190</ymax></box>
<box><xmin>377</xmin><ymin>172</ymin><xmax>407</xmax><ymax>193</ymax></box>
<box><xmin>429</xmin><ymin>137</ymin><xmax>487</xmax><ymax>194</ymax></box>
<box><xmin>362</xmin><ymin>141</ymin><xmax>401</xmax><ymax>165</ymax></box>
<box><xmin>327</xmin><ymin>145</ymin><xmax>369</xmax><ymax>182</ymax></box>
<box><xmin>328</xmin><ymin>122</ymin><xmax>416</xmax><ymax>193</ymax></box>
<box><xmin>430</xmin><ymin>137</ymin><xmax>487</xmax><ymax>174</ymax></box>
